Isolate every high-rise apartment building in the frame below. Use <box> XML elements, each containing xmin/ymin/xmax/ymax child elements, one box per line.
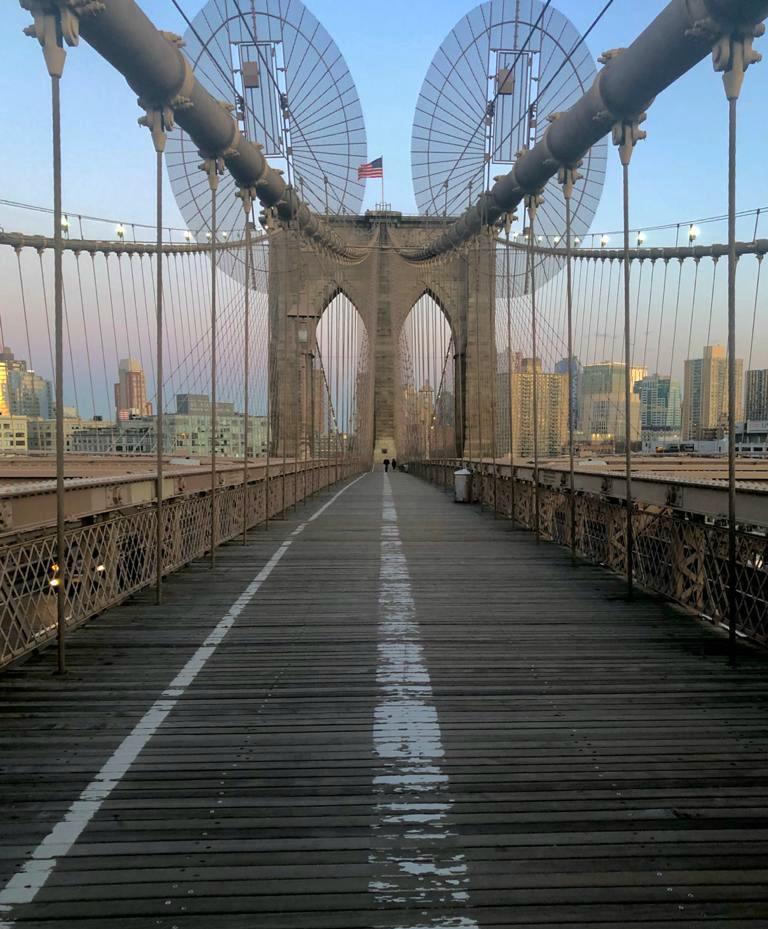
<box><xmin>635</xmin><ymin>373</ymin><xmax>682</xmax><ymax>433</ymax></box>
<box><xmin>554</xmin><ymin>355</ymin><xmax>582</xmax><ymax>429</ymax></box>
<box><xmin>745</xmin><ymin>369</ymin><xmax>768</xmax><ymax>421</ymax></box>
<box><xmin>509</xmin><ymin>358</ymin><xmax>568</xmax><ymax>458</ymax></box>
<box><xmin>682</xmin><ymin>345</ymin><xmax>743</xmax><ymax>440</ymax></box>
<box><xmin>579</xmin><ymin>362</ymin><xmax>645</xmax><ymax>445</ymax></box>
<box><xmin>0</xmin><ymin>347</ymin><xmax>53</xmax><ymax>419</ymax></box>
<box><xmin>114</xmin><ymin>358</ymin><xmax>152</xmax><ymax>421</ymax></box>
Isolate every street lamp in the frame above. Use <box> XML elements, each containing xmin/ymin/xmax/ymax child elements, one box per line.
<box><xmin>600</xmin><ymin>234</ymin><xmax>609</xmax><ymax>247</ymax></box>
<box><xmin>115</xmin><ymin>224</ymin><xmax>125</xmax><ymax>240</ymax></box>
<box><xmin>206</xmin><ymin>231</ymin><xmax>213</xmax><ymax>241</ymax></box>
<box><xmin>184</xmin><ymin>231</ymin><xmax>193</xmax><ymax>243</ymax></box>
<box><xmin>688</xmin><ymin>224</ymin><xmax>700</xmax><ymax>243</ymax></box>
<box><xmin>60</xmin><ymin>215</ymin><xmax>69</xmax><ymax>237</ymax></box>
<box><xmin>636</xmin><ymin>231</ymin><xmax>647</xmax><ymax>246</ymax></box>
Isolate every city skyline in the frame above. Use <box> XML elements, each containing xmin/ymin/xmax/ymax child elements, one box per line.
<box><xmin>4</xmin><ymin>341</ymin><xmax>768</xmax><ymax>461</ymax></box>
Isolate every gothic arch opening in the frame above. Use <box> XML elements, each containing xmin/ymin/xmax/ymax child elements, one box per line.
<box><xmin>397</xmin><ymin>292</ymin><xmax>455</xmax><ymax>460</ymax></box>
<box><xmin>314</xmin><ymin>291</ymin><xmax>373</xmax><ymax>462</ymax></box>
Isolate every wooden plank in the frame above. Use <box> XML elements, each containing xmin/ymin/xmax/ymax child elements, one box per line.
<box><xmin>0</xmin><ymin>472</ymin><xmax>767</xmax><ymax>925</ymax></box>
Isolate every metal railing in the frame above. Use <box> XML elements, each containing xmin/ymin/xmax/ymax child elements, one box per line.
<box><xmin>0</xmin><ymin>459</ymin><xmax>357</xmax><ymax>671</ymax></box>
<box><xmin>412</xmin><ymin>460</ymin><xmax>768</xmax><ymax>647</ymax></box>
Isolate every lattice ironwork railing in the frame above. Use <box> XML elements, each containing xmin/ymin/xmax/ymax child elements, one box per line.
<box><xmin>0</xmin><ymin>462</ymin><xmax>348</xmax><ymax>671</ymax></box>
<box><xmin>412</xmin><ymin>462</ymin><xmax>768</xmax><ymax>647</ymax></box>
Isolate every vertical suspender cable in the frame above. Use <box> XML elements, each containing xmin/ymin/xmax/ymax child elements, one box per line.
<box><xmin>26</xmin><ymin>3</ymin><xmax>72</xmax><ymax>673</ymax></box>
<box><xmin>562</xmin><ymin>180</ymin><xmax>577</xmax><ymax>557</ymax></box>
<box><xmin>474</xmin><ymin>239</ymin><xmax>483</xmax><ymax>490</ymax></box>
<box><xmin>211</xmin><ymin>186</ymin><xmax>219</xmax><ymax>558</ymax></box>
<box><xmin>203</xmin><ymin>160</ymin><xmax>221</xmax><ymax>567</ymax></box>
<box><xmin>38</xmin><ymin>250</ymin><xmax>55</xmax><ymax>376</ymax></box>
<box><xmin>622</xmin><ymin>162</ymin><xmax>635</xmax><ymax>598</ymax></box>
<box><xmin>613</xmin><ymin>112</ymin><xmax>646</xmax><ymax>597</ymax></box>
<box><xmin>16</xmin><ymin>249</ymin><xmax>35</xmax><ymax>374</ymax></box>
<box><xmin>138</xmin><ymin>105</ymin><xmax>170</xmax><ymax>600</ymax></box>
<box><xmin>334</xmin><ymin>298</ymin><xmax>340</xmax><ymax>483</ymax></box>
<box><xmin>713</xmin><ymin>28</ymin><xmax>761</xmax><ymax>656</ymax></box>
<box><xmin>89</xmin><ymin>253</ymin><xmax>112</xmax><ymax>418</ymax></box>
<box><xmin>52</xmin><ymin>60</ymin><xmax>66</xmax><ymax>674</ymax></box>
<box><xmin>242</xmin><ymin>208</ymin><xmax>251</xmax><ymax>543</ymax></box>
<box><xmin>727</xmin><ymin>95</ymin><xmax>738</xmax><ymax>652</ymax></box>
<box><xmin>74</xmin><ymin>254</ymin><xmax>97</xmax><ymax>418</ymax></box>
<box><xmin>527</xmin><ymin>195</ymin><xmax>541</xmax><ymax>541</ymax></box>
<box><xmin>294</xmin><ymin>319</ymin><xmax>301</xmax><ymax>505</ymax></box>
<box><xmin>505</xmin><ymin>226</ymin><xmax>516</xmax><ymax>523</ymax></box>
<box><xmin>19</xmin><ymin>0</ymin><xmax>70</xmax><ymax>671</ymax></box>
<box><xmin>344</xmin><ymin>299</ymin><xmax>350</xmax><ymax>477</ymax></box>
<box><xmin>154</xmin><ymin>142</ymin><xmax>165</xmax><ymax>602</ymax></box>
<box><xmin>488</xmin><ymin>232</ymin><xmax>498</xmax><ymax>516</ymax></box>
<box><xmin>279</xmin><ymin>266</ymin><xmax>288</xmax><ymax>515</ymax></box>
<box><xmin>309</xmin><ymin>340</ymin><xmax>315</xmax><ymax>476</ymax></box>
<box><xmin>464</xmin><ymin>253</ymin><xmax>472</xmax><ymax>465</ymax></box>
<box><xmin>265</xmin><ymin>240</ymin><xmax>272</xmax><ymax>527</ymax></box>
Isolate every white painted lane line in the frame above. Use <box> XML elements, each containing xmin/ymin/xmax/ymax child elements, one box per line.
<box><xmin>0</xmin><ymin>473</ymin><xmax>367</xmax><ymax>927</ymax></box>
<box><xmin>369</xmin><ymin>474</ymin><xmax>478</xmax><ymax>929</ymax></box>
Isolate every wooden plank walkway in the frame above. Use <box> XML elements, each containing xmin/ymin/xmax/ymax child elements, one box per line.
<box><xmin>1</xmin><ymin>470</ymin><xmax>767</xmax><ymax>928</ymax></box>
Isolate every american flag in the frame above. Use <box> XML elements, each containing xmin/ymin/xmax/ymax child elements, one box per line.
<box><xmin>357</xmin><ymin>157</ymin><xmax>383</xmax><ymax>180</ymax></box>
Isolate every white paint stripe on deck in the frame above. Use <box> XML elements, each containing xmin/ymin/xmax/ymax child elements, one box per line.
<box><xmin>0</xmin><ymin>474</ymin><xmax>366</xmax><ymax>927</ymax></box>
<box><xmin>369</xmin><ymin>473</ymin><xmax>478</xmax><ymax>928</ymax></box>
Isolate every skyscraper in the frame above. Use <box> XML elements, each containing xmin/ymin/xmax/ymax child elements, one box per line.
<box><xmin>509</xmin><ymin>358</ymin><xmax>568</xmax><ymax>458</ymax></box>
<box><xmin>0</xmin><ymin>347</ymin><xmax>53</xmax><ymax>418</ymax></box>
<box><xmin>635</xmin><ymin>373</ymin><xmax>682</xmax><ymax>433</ymax></box>
<box><xmin>682</xmin><ymin>345</ymin><xmax>743</xmax><ymax>440</ymax></box>
<box><xmin>579</xmin><ymin>362</ymin><xmax>646</xmax><ymax>445</ymax></box>
<box><xmin>554</xmin><ymin>355</ymin><xmax>582</xmax><ymax>429</ymax></box>
<box><xmin>745</xmin><ymin>369</ymin><xmax>768</xmax><ymax>421</ymax></box>
<box><xmin>114</xmin><ymin>358</ymin><xmax>152</xmax><ymax>421</ymax></box>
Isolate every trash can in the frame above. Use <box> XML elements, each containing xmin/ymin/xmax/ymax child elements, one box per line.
<box><xmin>454</xmin><ymin>468</ymin><xmax>472</xmax><ymax>503</ymax></box>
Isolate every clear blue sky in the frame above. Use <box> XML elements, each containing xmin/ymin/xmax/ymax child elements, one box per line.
<box><xmin>1</xmin><ymin>0</ymin><xmax>767</xmax><ymax>238</ymax></box>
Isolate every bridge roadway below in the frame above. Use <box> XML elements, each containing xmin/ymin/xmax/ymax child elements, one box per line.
<box><xmin>1</xmin><ymin>471</ymin><xmax>767</xmax><ymax>927</ymax></box>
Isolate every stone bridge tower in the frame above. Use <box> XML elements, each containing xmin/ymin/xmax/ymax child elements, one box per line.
<box><xmin>269</xmin><ymin>211</ymin><xmax>496</xmax><ymax>461</ymax></box>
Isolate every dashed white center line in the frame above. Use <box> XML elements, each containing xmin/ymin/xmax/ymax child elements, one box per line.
<box><xmin>369</xmin><ymin>473</ymin><xmax>478</xmax><ymax>928</ymax></box>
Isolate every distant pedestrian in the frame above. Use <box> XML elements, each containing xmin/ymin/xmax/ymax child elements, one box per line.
<box><xmin>391</xmin><ymin>458</ymin><xmax>397</xmax><ymax>472</ymax></box>
<box><xmin>383</xmin><ymin>458</ymin><xmax>390</xmax><ymax>472</ymax></box>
